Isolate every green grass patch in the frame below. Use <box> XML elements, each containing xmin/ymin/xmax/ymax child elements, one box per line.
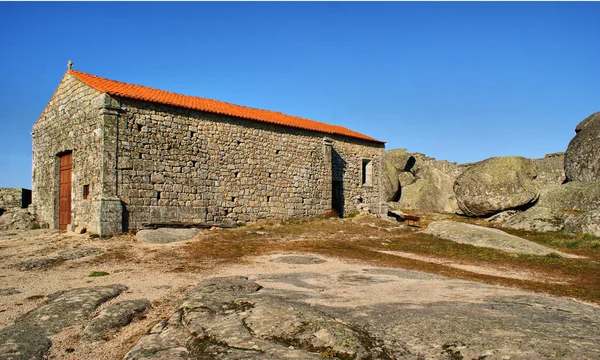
<box><xmin>88</xmin><ymin>271</ymin><xmax>110</xmax><ymax>277</ymax></box>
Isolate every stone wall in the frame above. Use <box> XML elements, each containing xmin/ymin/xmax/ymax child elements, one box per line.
<box><xmin>0</xmin><ymin>188</ymin><xmax>31</xmax><ymax>210</ymax></box>
<box><xmin>114</xmin><ymin>97</ymin><xmax>384</xmax><ymax>229</ymax></box>
<box><xmin>32</xmin><ymin>73</ymin><xmax>106</xmax><ymax>232</ymax></box>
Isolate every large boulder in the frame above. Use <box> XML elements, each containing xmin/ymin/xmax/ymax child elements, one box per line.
<box><xmin>564</xmin><ymin>112</ymin><xmax>600</xmax><ymax>182</ymax></box>
<box><xmin>385</xmin><ymin>148</ymin><xmax>413</xmax><ymax>172</ymax></box>
<box><xmin>502</xmin><ymin>182</ymin><xmax>600</xmax><ymax>234</ymax></box>
<box><xmin>398</xmin><ymin>170</ymin><xmax>458</xmax><ymax>213</ymax></box>
<box><xmin>382</xmin><ymin>159</ymin><xmax>400</xmax><ymax>202</ymax></box>
<box><xmin>536</xmin><ymin>182</ymin><xmax>600</xmax><ymax>211</ymax></box>
<box><xmin>453</xmin><ymin>156</ymin><xmax>539</xmax><ymax>217</ymax></box>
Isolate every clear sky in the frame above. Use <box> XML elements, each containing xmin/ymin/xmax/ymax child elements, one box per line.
<box><xmin>1</xmin><ymin>2</ymin><xmax>599</xmax><ymax>188</ymax></box>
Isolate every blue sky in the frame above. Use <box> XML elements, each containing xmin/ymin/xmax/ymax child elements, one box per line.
<box><xmin>1</xmin><ymin>2</ymin><xmax>599</xmax><ymax>188</ymax></box>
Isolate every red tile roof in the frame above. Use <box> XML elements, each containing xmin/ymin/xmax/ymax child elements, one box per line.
<box><xmin>68</xmin><ymin>70</ymin><xmax>384</xmax><ymax>144</ymax></box>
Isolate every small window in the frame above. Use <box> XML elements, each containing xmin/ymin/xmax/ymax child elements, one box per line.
<box><xmin>361</xmin><ymin>159</ymin><xmax>373</xmax><ymax>186</ymax></box>
<box><xmin>83</xmin><ymin>185</ymin><xmax>89</xmax><ymax>200</ymax></box>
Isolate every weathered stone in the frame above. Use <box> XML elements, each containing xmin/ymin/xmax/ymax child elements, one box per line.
<box><xmin>385</xmin><ymin>148</ymin><xmax>412</xmax><ymax>172</ymax></box>
<box><xmin>0</xmin><ymin>288</ymin><xmax>21</xmax><ymax>296</ymax></box>
<box><xmin>486</xmin><ymin>210</ymin><xmax>522</xmax><ymax>223</ymax></box>
<box><xmin>125</xmin><ymin>276</ymin><xmax>391</xmax><ymax>360</ymax></box>
<box><xmin>397</xmin><ymin>171</ymin><xmax>416</xmax><ymax>187</ymax></box>
<box><xmin>136</xmin><ymin>228</ymin><xmax>201</xmax><ymax>244</ymax></box>
<box><xmin>269</xmin><ymin>255</ymin><xmax>326</xmax><ymax>264</ymax></box>
<box><xmin>382</xmin><ymin>159</ymin><xmax>400</xmax><ymax>201</ymax></box>
<box><xmin>502</xmin><ymin>206</ymin><xmax>569</xmax><ymax>233</ymax></box>
<box><xmin>0</xmin><ymin>285</ymin><xmax>127</xmax><ymax>360</ymax></box>
<box><xmin>398</xmin><ymin>177</ymin><xmax>458</xmax><ymax>214</ymax></box>
<box><xmin>83</xmin><ymin>299</ymin><xmax>151</xmax><ymax>342</ymax></box>
<box><xmin>425</xmin><ymin>221</ymin><xmax>575</xmax><ymax>257</ymax></box>
<box><xmin>454</xmin><ymin>156</ymin><xmax>539</xmax><ymax>217</ymax></box>
<box><xmin>0</xmin><ymin>324</ymin><xmax>51</xmax><ymax>360</ymax></box>
<box><xmin>74</xmin><ymin>226</ymin><xmax>86</xmax><ymax>234</ymax></box>
<box><xmin>536</xmin><ymin>182</ymin><xmax>600</xmax><ymax>211</ymax></box>
<box><xmin>532</xmin><ymin>152</ymin><xmax>566</xmax><ymax>186</ymax></box>
<box><xmin>0</xmin><ymin>188</ymin><xmax>31</xmax><ymax>210</ymax></box>
<box><xmin>563</xmin><ymin>210</ymin><xmax>600</xmax><ymax>237</ymax></box>
<box><xmin>565</xmin><ymin>112</ymin><xmax>600</xmax><ymax>182</ymax></box>
<box><xmin>17</xmin><ymin>284</ymin><xmax>128</xmax><ymax>336</ymax></box>
<box><xmin>57</xmin><ymin>247</ymin><xmax>103</xmax><ymax>260</ymax></box>
<box><xmin>15</xmin><ymin>256</ymin><xmax>59</xmax><ymax>271</ymax></box>
<box><xmin>0</xmin><ymin>209</ymin><xmax>37</xmax><ymax>231</ymax></box>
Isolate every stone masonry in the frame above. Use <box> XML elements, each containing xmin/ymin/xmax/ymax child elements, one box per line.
<box><xmin>32</xmin><ymin>70</ymin><xmax>385</xmax><ymax>235</ymax></box>
<box><xmin>0</xmin><ymin>188</ymin><xmax>31</xmax><ymax>210</ymax></box>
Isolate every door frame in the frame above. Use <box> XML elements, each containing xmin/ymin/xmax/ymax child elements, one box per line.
<box><xmin>57</xmin><ymin>151</ymin><xmax>72</xmax><ymax>230</ymax></box>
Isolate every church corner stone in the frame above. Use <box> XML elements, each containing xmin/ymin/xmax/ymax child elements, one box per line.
<box><xmin>32</xmin><ymin>72</ymin><xmax>385</xmax><ymax>235</ymax></box>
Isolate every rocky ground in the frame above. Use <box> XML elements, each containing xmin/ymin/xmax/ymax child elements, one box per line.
<box><xmin>1</xmin><ymin>216</ymin><xmax>599</xmax><ymax>359</ymax></box>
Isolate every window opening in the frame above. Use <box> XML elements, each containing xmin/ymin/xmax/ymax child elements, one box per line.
<box><xmin>361</xmin><ymin>159</ymin><xmax>373</xmax><ymax>186</ymax></box>
<box><xmin>82</xmin><ymin>185</ymin><xmax>89</xmax><ymax>200</ymax></box>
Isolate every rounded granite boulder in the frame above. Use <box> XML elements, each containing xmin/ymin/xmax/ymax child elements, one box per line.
<box><xmin>564</xmin><ymin>112</ymin><xmax>600</xmax><ymax>182</ymax></box>
<box><xmin>453</xmin><ymin>156</ymin><xmax>539</xmax><ymax>217</ymax></box>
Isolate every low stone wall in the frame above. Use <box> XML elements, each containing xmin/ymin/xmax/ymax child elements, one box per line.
<box><xmin>0</xmin><ymin>188</ymin><xmax>32</xmax><ymax>210</ymax></box>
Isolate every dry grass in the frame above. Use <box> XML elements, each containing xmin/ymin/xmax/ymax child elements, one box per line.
<box><xmin>173</xmin><ymin>215</ymin><xmax>600</xmax><ymax>305</ymax></box>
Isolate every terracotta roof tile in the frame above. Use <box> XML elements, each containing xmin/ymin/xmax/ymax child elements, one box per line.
<box><xmin>68</xmin><ymin>70</ymin><xmax>384</xmax><ymax>144</ymax></box>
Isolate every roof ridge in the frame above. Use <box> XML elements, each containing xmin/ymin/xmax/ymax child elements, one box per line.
<box><xmin>67</xmin><ymin>69</ymin><xmax>384</xmax><ymax>144</ymax></box>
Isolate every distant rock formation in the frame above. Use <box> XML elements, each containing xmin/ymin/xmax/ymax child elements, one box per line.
<box><xmin>565</xmin><ymin>112</ymin><xmax>600</xmax><ymax>182</ymax></box>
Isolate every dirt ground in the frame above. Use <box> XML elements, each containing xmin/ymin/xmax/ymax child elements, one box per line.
<box><xmin>1</xmin><ymin>215</ymin><xmax>599</xmax><ymax>359</ymax></box>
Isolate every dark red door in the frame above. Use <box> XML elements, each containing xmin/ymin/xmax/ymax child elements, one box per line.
<box><xmin>59</xmin><ymin>153</ymin><xmax>72</xmax><ymax>230</ymax></box>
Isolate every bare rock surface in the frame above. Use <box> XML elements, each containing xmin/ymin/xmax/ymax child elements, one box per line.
<box><xmin>502</xmin><ymin>206</ymin><xmax>569</xmax><ymax>233</ymax></box>
<box><xmin>0</xmin><ymin>288</ymin><xmax>21</xmax><ymax>296</ymax></box>
<box><xmin>454</xmin><ymin>156</ymin><xmax>540</xmax><ymax>217</ymax></box>
<box><xmin>382</xmin><ymin>158</ymin><xmax>400</xmax><ymax>202</ymax></box>
<box><xmin>565</xmin><ymin>112</ymin><xmax>600</xmax><ymax>182</ymax></box>
<box><xmin>536</xmin><ymin>181</ymin><xmax>600</xmax><ymax>211</ymax></box>
<box><xmin>125</xmin><ymin>262</ymin><xmax>600</xmax><ymax>360</ymax></box>
<box><xmin>424</xmin><ymin>221</ymin><xmax>576</xmax><ymax>257</ymax></box>
<box><xmin>15</xmin><ymin>247</ymin><xmax>104</xmax><ymax>270</ymax></box>
<box><xmin>386</xmin><ymin>150</ymin><xmax>467</xmax><ymax>214</ymax></box>
<box><xmin>0</xmin><ymin>284</ymin><xmax>127</xmax><ymax>359</ymax></box>
<box><xmin>0</xmin><ymin>209</ymin><xmax>36</xmax><ymax>231</ymax></box>
<box><xmin>83</xmin><ymin>299</ymin><xmax>151</xmax><ymax>342</ymax></box>
<box><xmin>532</xmin><ymin>152</ymin><xmax>566</xmax><ymax>186</ymax></box>
<box><xmin>564</xmin><ymin>210</ymin><xmax>600</xmax><ymax>237</ymax></box>
<box><xmin>270</xmin><ymin>255</ymin><xmax>327</xmax><ymax>264</ymax></box>
<box><xmin>136</xmin><ymin>228</ymin><xmax>201</xmax><ymax>244</ymax></box>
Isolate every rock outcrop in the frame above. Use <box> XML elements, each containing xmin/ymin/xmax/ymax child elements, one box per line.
<box><xmin>564</xmin><ymin>210</ymin><xmax>600</xmax><ymax>237</ymax></box>
<box><xmin>136</xmin><ymin>228</ymin><xmax>201</xmax><ymax>244</ymax></box>
<box><xmin>0</xmin><ymin>285</ymin><xmax>127</xmax><ymax>359</ymax></box>
<box><xmin>502</xmin><ymin>206</ymin><xmax>569</xmax><ymax>233</ymax></box>
<box><xmin>565</xmin><ymin>112</ymin><xmax>600</xmax><ymax>182</ymax></box>
<box><xmin>424</xmin><ymin>221</ymin><xmax>575</xmax><ymax>257</ymax></box>
<box><xmin>387</xmin><ymin>149</ymin><xmax>467</xmax><ymax>213</ymax></box>
<box><xmin>124</xmin><ymin>276</ymin><xmax>392</xmax><ymax>359</ymax></box>
<box><xmin>532</xmin><ymin>152</ymin><xmax>566</xmax><ymax>186</ymax></box>
<box><xmin>454</xmin><ymin>156</ymin><xmax>539</xmax><ymax>217</ymax></box>
<box><xmin>536</xmin><ymin>182</ymin><xmax>600</xmax><ymax>211</ymax></box>
<box><xmin>382</xmin><ymin>157</ymin><xmax>400</xmax><ymax>202</ymax></box>
<box><xmin>83</xmin><ymin>299</ymin><xmax>151</xmax><ymax>342</ymax></box>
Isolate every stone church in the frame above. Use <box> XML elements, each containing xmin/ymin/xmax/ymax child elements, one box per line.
<box><xmin>32</xmin><ymin>66</ymin><xmax>385</xmax><ymax>235</ymax></box>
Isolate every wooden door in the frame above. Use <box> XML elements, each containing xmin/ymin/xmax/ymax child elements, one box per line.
<box><xmin>59</xmin><ymin>153</ymin><xmax>72</xmax><ymax>230</ymax></box>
